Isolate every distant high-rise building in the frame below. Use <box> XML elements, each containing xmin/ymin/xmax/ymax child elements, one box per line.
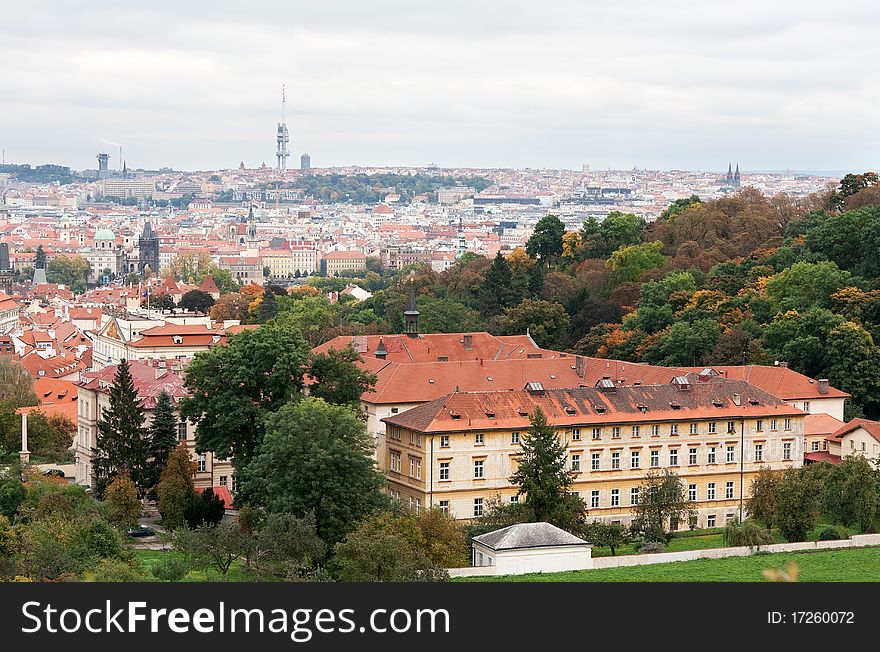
<box><xmin>301</xmin><ymin>153</ymin><xmax>311</xmax><ymax>170</ymax></box>
<box><xmin>97</xmin><ymin>153</ymin><xmax>110</xmax><ymax>172</ymax></box>
<box><xmin>276</xmin><ymin>85</ymin><xmax>290</xmax><ymax>170</ymax></box>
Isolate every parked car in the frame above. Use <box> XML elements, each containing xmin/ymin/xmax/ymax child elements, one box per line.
<box><xmin>43</xmin><ymin>468</ymin><xmax>65</xmax><ymax>478</ymax></box>
<box><xmin>127</xmin><ymin>525</ymin><xmax>155</xmax><ymax>538</ymax></box>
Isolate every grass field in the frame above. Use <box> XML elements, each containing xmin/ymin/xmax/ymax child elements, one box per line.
<box><xmin>134</xmin><ymin>549</ymin><xmax>261</xmax><ymax>582</ymax></box>
<box><xmin>457</xmin><ymin>547</ymin><xmax>880</xmax><ymax>582</ymax></box>
<box><xmin>588</xmin><ymin>522</ymin><xmax>858</xmax><ymax>557</ymax></box>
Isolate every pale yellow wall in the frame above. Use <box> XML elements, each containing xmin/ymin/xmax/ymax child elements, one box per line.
<box><xmin>384</xmin><ymin>416</ymin><xmax>804</xmax><ymax>524</ymax></box>
<box><xmin>840</xmin><ymin>429</ymin><xmax>880</xmax><ymax>464</ymax></box>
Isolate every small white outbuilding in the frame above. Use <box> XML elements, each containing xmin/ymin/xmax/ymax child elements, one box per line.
<box><xmin>471</xmin><ymin>522</ymin><xmax>593</xmax><ymax>576</ymax></box>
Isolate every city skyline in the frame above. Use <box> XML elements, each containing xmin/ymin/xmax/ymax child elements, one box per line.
<box><xmin>1</xmin><ymin>1</ymin><xmax>878</xmax><ymax>171</ymax></box>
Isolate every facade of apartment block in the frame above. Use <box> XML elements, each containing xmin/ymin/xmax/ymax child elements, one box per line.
<box><xmin>382</xmin><ymin>377</ymin><xmax>805</xmax><ymax>529</ymax></box>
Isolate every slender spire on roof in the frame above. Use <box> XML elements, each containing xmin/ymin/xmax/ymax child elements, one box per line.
<box><xmin>404</xmin><ymin>271</ymin><xmax>419</xmax><ymax>338</ymax></box>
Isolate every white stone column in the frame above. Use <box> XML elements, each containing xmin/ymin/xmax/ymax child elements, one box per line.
<box><xmin>19</xmin><ymin>411</ymin><xmax>30</xmax><ymax>465</ymax></box>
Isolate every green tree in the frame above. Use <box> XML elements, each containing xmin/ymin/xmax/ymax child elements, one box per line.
<box><xmin>746</xmin><ymin>466</ymin><xmax>780</xmax><ymax>529</ymax></box>
<box><xmin>831</xmin><ymin>172</ymin><xmax>879</xmax><ymax>211</ymax></box>
<box><xmin>481</xmin><ymin>252</ymin><xmax>514</xmax><ymax>315</ymax></box>
<box><xmin>92</xmin><ymin>359</ymin><xmax>150</xmax><ymax>496</ymax></box>
<box><xmin>0</xmin><ymin>465</ymin><xmax>26</xmax><ymax>520</ymax></box>
<box><xmin>0</xmin><ymin>358</ymin><xmax>38</xmax><ymax>406</ymax></box>
<box><xmin>181</xmin><ymin>323</ymin><xmax>311</xmax><ymax>466</ymax></box>
<box><xmin>643</xmin><ymin>319</ymin><xmax>722</xmax><ymax>366</ymax></box>
<box><xmin>257</xmin><ymin>288</ymin><xmax>278</xmax><ymax>323</ymax></box>
<box><xmin>824</xmin><ymin>455</ymin><xmax>878</xmax><ymax>532</ymax></box>
<box><xmin>252</xmin><ymin>512</ymin><xmax>326</xmax><ymax>580</ymax></box>
<box><xmin>606</xmin><ymin>241</ymin><xmax>666</xmax><ymax>286</ymax></box>
<box><xmin>724</xmin><ymin>518</ymin><xmax>772</xmax><ymax>550</ymax></box>
<box><xmin>236</xmin><ymin>397</ymin><xmax>387</xmax><ymax>547</ymax></box>
<box><xmin>509</xmin><ymin>406</ymin><xmax>585</xmax><ymax>530</ymax></box>
<box><xmin>102</xmin><ymin>473</ymin><xmax>141</xmax><ymax>528</ymax></box>
<box><xmin>526</xmin><ymin>215</ymin><xmax>565</xmax><ymax>266</ymax></box>
<box><xmin>157</xmin><ymin>444</ymin><xmax>197</xmax><ymax>530</ymax></box>
<box><xmin>173</xmin><ymin>522</ymin><xmax>250</xmax><ymax>577</ymax></box>
<box><xmin>774</xmin><ymin>468</ymin><xmax>822</xmax><ymax>542</ymax></box>
<box><xmin>34</xmin><ymin>245</ymin><xmax>46</xmax><ymax>270</ymax></box>
<box><xmin>764</xmin><ymin>261</ymin><xmax>852</xmax><ymax>313</ymax></box>
<box><xmin>418</xmin><ymin>298</ymin><xmax>485</xmax><ymax>333</ymax></box>
<box><xmin>498</xmin><ymin>299</ymin><xmax>570</xmax><ymax>350</ymax></box>
<box><xmin>631</xmin><ymin>470</ymin><xmax>696</xmax><ymax>543</ymax></box>
<box><xmin>179</xmin><ymin>289</ymin><xmax>215</xmax><ymax>314</ymax></box>
<box><xmin>148</xmin><ymin>391</ymin><xmax>178</xmax><ymax>487</ymax></box>
<box><xmin>307</xmin><ymin>346</ymin><xmax>377</xmax><ymax>408</ymax></box>
<box><xmin>333</xmin><ymin>521</ymin><xmax>448</xmax><ymax>582</ymax></box>
<box><xmin>46</xmin><ymin>254</ymin><xmax>90</xmax><ymax>293</ymax></box>
<box><xmin>184</xmin><ymin>487</ymin><xmax>226</xmax><ymax>527</ymax></box>
<box><xmin>584</xmin><ymin>521</ymin><xmax>629</xmax><ymax>555</ymax></box>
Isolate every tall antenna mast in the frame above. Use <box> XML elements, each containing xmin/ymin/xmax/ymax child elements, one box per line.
<box><xmin>276</xmin><ymin>84</ymin><xmax>290</xmax><ymax>171</ymax></box>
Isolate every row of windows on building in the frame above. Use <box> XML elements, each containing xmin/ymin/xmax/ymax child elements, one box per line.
<box><xmin>394</xmin><ymin>441</ymin><xmax>794</xmax><ymax>483</ymax></box>
<box><xmin>452</xmin><ymin>481</ymin><xmax>739</xmax><ymax>518</ymax></box>
<box><xmin>424</xmin><ymin>419</ymin><xmax>793</xmax><ymax>449</ymax></box>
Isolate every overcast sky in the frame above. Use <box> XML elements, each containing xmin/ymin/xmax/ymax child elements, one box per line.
<box><xmin>1</xmin><ymin>1</ymin><xmax>878</xmax><ymax>172</ymax></box>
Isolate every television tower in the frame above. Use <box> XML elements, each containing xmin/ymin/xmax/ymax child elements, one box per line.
<box><xmin>276</xmin><ymin>85</ymin><xmax>290</xmax><ymax>170</ymax></box>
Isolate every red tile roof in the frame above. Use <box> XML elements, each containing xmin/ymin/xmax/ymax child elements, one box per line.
<box><xmin>804</xmin><ymin>452</ymin><xmax>841</xmax><ymax>464</ymax></box>
<box><xmin>830</xmin><ymin>418</ymin><xmax>880</xmax><ymax>443</ymax></box>
<box><xmin>383</xmin><ymin>375</ymin><xmax>803</xmax><ymax>434</ymax></box>
<box><xmin>77</xmin><ymin>361</ymin><xmax>188</xmax><ymax>408</ymax></box>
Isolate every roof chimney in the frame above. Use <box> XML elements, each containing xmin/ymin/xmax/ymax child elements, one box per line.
<box><xmin>375</xmin><ymin>337</ymin><xmax>387</xmax><ymax>359</ymax></box>
<box><xmin>818</xmin><ymin>379</ymin><xmax>829</xmax><ymax>395</ymax></box>
<box><xmin>463</xmin><ymin>334</ymin><xmax>473</xmax><ymax>350</ymax></box>
<box><xmin>575</xmin><ymin>355</ymin><xmax>586</xmax><ymax>378</ymax></box>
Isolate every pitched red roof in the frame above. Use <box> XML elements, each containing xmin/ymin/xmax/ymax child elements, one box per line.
<box><xmin>383</xmin><ymin>375</ymin><xmax>803</xmax><ymax>434</ymax></box>
<box><xmin>77</xmin><ymin>361</ymin><xmax>187</xmax><ymax>408</ymax></box>
<box><xmin>831</xmin><ymin>418</ymin><xmax>880</xmax><ymax>443</ymax></box>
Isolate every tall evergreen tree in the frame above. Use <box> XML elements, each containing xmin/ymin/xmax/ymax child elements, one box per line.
<box><xmin>481</xmin><ymin>252</ymin><xmax>513</xmax><ymax>316</ymax></box>
<box><xmin>510</xmin><ymin>406</ymin><xmax>585</xmax><ymax>530</ymax></box>
<box><xmin>92</xmin><ymin>359</ymin><xmax>150</xmax><ymax>497</ymax></box>
<box><xmin>258</xmin><ymin>289</ymin><xmax>278</xmax><ymax>323</ymax></box>
<box><xmin>35</xmin><ymin>245</ymin><xmax>46</xmax><ymax>270</ymax></box>
<box><xmin>148</xmin><ymin>391</ymin><xmax>179</xmax><ymax>489</ymax></box>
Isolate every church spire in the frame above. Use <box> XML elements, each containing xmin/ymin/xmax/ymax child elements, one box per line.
<box><xmin>404</xmin><ymin>271</ymin><xmax>420</xmax><ymax>338</ymax></box>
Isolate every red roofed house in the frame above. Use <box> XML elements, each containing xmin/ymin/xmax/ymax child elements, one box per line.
<box><xmin>829</xmin><ymin>419</ymin><xmax>880</xmax><ymax>464</ymax></box>
<box><xmin>382</xmin><ymin>373</ymin><xmax>806</xmax><ymax>524</ymax></box>
<box><xmin>74</xmin><ymin>361</ymin><xmax>233</xmax><ymax>493</ymax></box>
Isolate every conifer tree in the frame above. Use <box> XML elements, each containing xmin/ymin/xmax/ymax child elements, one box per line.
<box><xmin>157</xmin><ymin>443</ymin><xmax>197</xmax><ymax>530</ymax></box>
<box><xmin>92</xmin><ymin>359</ymin><xmax>150</xmax><ymax>497</ymax></box>
<box><xmin>481</xmin><ymin>252</ymin><xmax>513</xmax><ymax>316</ymax></box>
<box><xmin>148</xmin><ymin>390</ymin><xmax>179</xmax><ymax>489</ymax></box>
<box><xmin>258</xmin><ymin>288</ymin><xmax>278</xmax><ymax>323</ymax></box>
<box><xmin>510</xmin><ymin>406</ymin><xmax>585</xmax><ymax>530</ymax></box>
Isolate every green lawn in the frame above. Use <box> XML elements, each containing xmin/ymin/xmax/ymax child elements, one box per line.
<box><xmin>588</xmin><ymin>522</ymin><xmax>859</xmax><ymax>557</ymax></box>
<box><xmin>134</xmin><ymin>549</ymin><xmax>262</xmax><ymax>582</ymax></box>
<box><xmin>457</xmin><ymin>546</ymin><xmax>880</xmax><ymax>582</ymax></box>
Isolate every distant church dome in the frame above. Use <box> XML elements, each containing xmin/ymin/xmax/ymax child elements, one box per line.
<box><xmin>95</xmin><ymin>228</ymin><xmax>115</xmax><ymax>241</ymax></box>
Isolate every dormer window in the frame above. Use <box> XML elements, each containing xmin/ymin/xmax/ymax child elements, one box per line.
<box><xmin>172</xmin><ymin>336</ymin><xmax>183</xmax><ymax>344</ymax></box>
<box><xmin>564</xmin><ymin>406</ymin><xmax>576</xmax><ymax>415</ymax></box>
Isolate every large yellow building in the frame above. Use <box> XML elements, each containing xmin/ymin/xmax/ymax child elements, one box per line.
<box><xmin>382</xmin><ymin>372</ymin><xmax>805</xmax><ymax>529</ymax></box>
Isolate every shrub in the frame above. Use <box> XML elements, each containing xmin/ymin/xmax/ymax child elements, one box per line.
<box><xmin>818</xmin><ymin>527</ymin><xmax>844</xmax><ymax>541</ymax></box>
<box><xmin>151</xmin><ymin>556</ymin><xmax>190</xmax><ymax>582</ymax></box>
<box><xmin>638</xmin><ymin>541</ymin><xmax>666</xmax><ymax>554</ymax></box>
<box><xmin>725</xmin><ymin>519</ymin><xmax>773</xmax><ymax>550</ymax></box>
<box><xmin>87</xmin><ymin>558</ymin><xmax>149</xmax><ymax>582</ymax></box>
